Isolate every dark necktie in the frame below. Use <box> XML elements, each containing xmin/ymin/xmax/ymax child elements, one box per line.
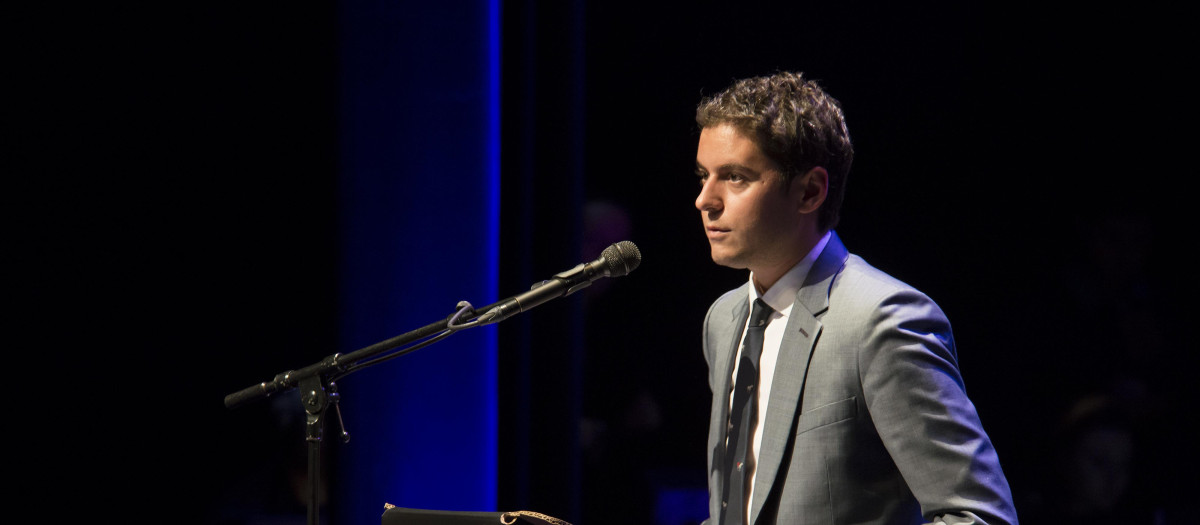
<box><xmin>721</xmin><ymin>298</ymin><xmax>774</xmax><ymax>525</ymax></box>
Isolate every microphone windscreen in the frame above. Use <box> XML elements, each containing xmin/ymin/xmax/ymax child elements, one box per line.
<box><xmin>602</xmin><ymin>241</ymin><xmax>642</xmax><ymax>277</ymax></box>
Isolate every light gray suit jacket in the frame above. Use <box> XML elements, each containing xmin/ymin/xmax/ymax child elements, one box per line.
<box><xmin>702</xmin><ymin>233</ymin><xmax>1017</xmax><ymax>525</ymax></box>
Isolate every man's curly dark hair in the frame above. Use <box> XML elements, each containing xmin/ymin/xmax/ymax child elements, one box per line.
<box><xmin>696</xmin><ymin>72</ymin><xmax>854</xmax><ymax>231</ymax></box>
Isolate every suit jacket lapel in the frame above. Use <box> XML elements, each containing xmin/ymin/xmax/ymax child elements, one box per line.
<box><xmin>715</xmin><ymin>288</ymin><xmax>750</xmax><ymax>409</ymax></box>
<box><xmin>711</xmin><ymin>286</ymin><xmax>749</xmax><ymax>488</ymax></box>
<box><xmin>749</xmin><ymin>232</ymin><xmax>849</xmax><ymax>524</ymax></box>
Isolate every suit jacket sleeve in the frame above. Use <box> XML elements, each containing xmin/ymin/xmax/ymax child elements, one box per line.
<box><xmin>857</xmin><ymin>285</ymin><xmax>1017</xmax><ymax>524</ymax></box>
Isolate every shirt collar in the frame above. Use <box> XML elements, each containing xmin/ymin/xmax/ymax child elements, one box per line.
<box><xmin>748</xmin><ymin>230</ymin><xmax>832</xmax><ymax>315</ymax></box>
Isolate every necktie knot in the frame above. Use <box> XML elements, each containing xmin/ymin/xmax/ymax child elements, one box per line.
<box><xmin>750</xmin><ymin>299</ymin><xmax>774</xmax><ymax>328</ymax></box>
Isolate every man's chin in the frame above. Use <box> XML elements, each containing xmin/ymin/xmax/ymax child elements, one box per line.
<box><xmin>709</xmin><ymin>249</ymin><xmax>747</xmax><ymax>270</ymax></box>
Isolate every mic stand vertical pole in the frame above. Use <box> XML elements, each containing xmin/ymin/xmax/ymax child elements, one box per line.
<box><xmin>299</xmin><ymin>374</ymin><xmax>331</xmax><ymax>525</ymax></box>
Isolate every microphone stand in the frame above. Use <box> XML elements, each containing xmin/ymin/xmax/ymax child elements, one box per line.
<box><xmin>224</xmin><ymin>299</ymin><xmax>498</xmax><ymax>525</ymax></box>
<box><xmin>222</xmin><ymin>240</ymin><xmax>640</xmax><ymax>525</ymax></box>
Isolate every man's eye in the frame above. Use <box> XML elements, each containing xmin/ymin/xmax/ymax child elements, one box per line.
<box><xmin>728</xmin><ymin>173</ymin><xmax>746</xmax><ymax>183</ymax></box>
<box><xmin>696</xmin><ymin>172</ymin><xmax>709</xmax><ymax>185</ymax></box>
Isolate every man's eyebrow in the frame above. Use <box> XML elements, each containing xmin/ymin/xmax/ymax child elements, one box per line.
<box><xmin>696</xmin><ymin>161</ymin><xmax>761</xmax><ymax>174</ymax></box>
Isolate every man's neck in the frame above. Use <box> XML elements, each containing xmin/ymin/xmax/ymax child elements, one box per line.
<box><xmin>752</xmin><ymin>256</ymin><xmax>804</xmax><ymax>294</ymax></box>
<box><xmin>750</xmin><ymin>230</ymin><xmax>830</xmax><ymax>294</ymax></box>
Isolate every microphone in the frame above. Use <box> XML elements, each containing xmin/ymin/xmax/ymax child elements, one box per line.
<box><xmin>477</xmin><ymin>240</ymin><xmax>641</xmax><ymax>324</ymax></box>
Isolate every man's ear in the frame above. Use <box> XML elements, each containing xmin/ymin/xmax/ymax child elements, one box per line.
<box><xmin>793</xmin><ymin>166</ymin><xmax>828</xmax><ymax>214</ymax></box>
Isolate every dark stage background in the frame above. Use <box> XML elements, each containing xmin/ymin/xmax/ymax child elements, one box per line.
<box><xmin>19</xmin><ymin>1</ymin><xmax>1195</xmax><ymax>524</ymax></box>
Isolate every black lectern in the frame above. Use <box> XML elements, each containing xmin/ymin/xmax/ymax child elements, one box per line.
<box><xmin>381</xmin><ymin>506</ymin><xmax>570</xmax><ymax>525</ymax></box>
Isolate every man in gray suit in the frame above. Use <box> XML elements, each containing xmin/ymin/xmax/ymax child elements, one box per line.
<box><xmin>695</xmin><ymin>72</ymin><xmax>1018</xmax><ymax>525</ymax></box>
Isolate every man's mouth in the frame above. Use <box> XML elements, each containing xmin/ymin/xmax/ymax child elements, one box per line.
<box><xmin>706</xmin><ymin>226</ymin><xmax>730</xmax><ymax>238</ymax></box>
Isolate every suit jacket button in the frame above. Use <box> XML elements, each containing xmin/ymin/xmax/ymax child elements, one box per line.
<box><xmin>721</xmin><ymin>501</ymin><xmax>727</xmax><ymax>508</ymax></box>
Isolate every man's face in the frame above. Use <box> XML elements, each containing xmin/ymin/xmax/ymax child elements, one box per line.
<box><xmin>695</xmin><ymin>124</ymin><xmax>806</xmax><ymax>277</ymax></box>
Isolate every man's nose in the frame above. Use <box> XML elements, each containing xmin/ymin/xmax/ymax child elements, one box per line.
<box><xmin>696</xmin><ymin>179</ymin><xmax>721</xmax><ymax>212</ymax></box>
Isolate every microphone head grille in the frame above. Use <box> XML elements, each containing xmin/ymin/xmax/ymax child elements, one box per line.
<box><xmin>602</xmin><ymin>241</ymin><xmax>642</xmax><ymax>277</ymax></box>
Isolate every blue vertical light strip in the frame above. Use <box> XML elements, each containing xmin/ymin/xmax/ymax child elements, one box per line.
<box><xmin>335</xmin><ymin>0</ymin><xmax>499</xmax><ymax>522</ymax></box>
<box><xmin>482</xmin><ymin>0</ymin><xmax>502</xmax><ymax>509</ymax></box>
